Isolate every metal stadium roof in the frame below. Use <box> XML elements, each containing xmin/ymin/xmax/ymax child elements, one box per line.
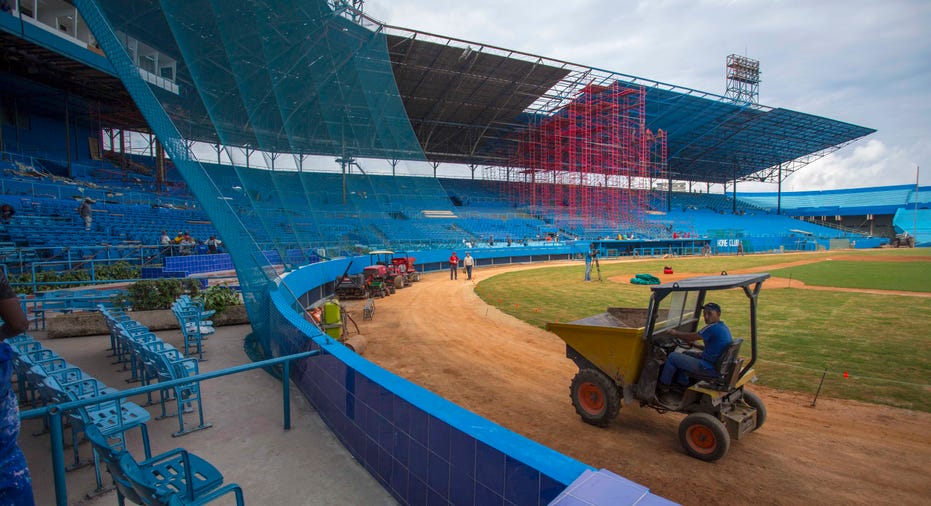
<box><xmin>369</xmin><ymin>17</ymin><xmax>875</xmax><ymax>183</ymax></box>
<box><xmin>0</xmin><ymin>1</ymin><xmax>875</xmax><ymax>185</ymax></box>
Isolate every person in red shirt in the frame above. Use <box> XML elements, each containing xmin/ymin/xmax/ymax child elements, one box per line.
<box><xmin>449</xmin><ymin>252</ymin><xmax>460</xmax><ymax>280</ymax></box>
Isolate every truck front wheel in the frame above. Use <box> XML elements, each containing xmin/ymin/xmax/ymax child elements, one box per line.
<box><xmin>570</xmin><ymin>369</ymin><xmax>620</xmax><ymax>427</ymax></box>
<box><xmin>679</xmin><ymin>412</ymin><xmax>730</xmax><ymax>461</ymax></box>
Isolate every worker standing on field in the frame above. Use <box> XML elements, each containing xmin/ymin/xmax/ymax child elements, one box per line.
<box><xmin>584</xmin><ymin>243</ymin><xmax>596</xmax><ymax>282</ymax></box>
<box><xmin>463</xmin><ymin>252</ymin><xmax>475</xmax><ymax>280</ymax></box>
<box><xmin>449</xmin><ymin>251</ymin><xmax>459</xmax><ymax>280</ymax></box>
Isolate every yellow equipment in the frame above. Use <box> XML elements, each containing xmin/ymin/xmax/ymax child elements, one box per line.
<box><xmin>546</xmin><ymin>273</ymin><xmax>770</xmax><ymax>461</ymax></box>
<box><xmin>322</xmin><ymin>300</ymin><xmax>342</xmax><ymax>340</ymax></box>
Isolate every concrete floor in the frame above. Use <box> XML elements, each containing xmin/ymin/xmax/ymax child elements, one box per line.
<box><xmin>18</xmin><ymin>319</ymin><xmax>396</xmax><ymax>505</ymax></box>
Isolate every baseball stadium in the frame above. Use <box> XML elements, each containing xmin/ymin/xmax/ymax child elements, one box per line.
<box><xmin>1</xmin><ymin>1</ymin><xmax>929</xmax><ymax>505</ymax></box>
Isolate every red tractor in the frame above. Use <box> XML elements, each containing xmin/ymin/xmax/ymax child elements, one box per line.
<box><xmin>369</xmin><ymin>250</ymin><xmax>411</xmax><ymax>291</ymax></box>
<box><xmin>391</xmin><ymin>255</ymin><xmax>420</xmax><ymax>284</ymax></box>
<box><xmin>362</xmin><ymin>264</ymin><xmax>391</xmax><ymax>298</ymax></box>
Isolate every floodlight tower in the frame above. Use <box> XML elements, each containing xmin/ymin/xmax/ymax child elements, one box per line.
<box><xmin>725</xmin><ymin>54</ymin><xmax>760</xmax><ymax>105</ymax></box>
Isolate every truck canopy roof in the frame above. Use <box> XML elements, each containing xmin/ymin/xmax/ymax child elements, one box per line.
<box><xmin>650</xmin><ymin>273</ymin><xmax>770</xmax><ymax>299</ymax></box>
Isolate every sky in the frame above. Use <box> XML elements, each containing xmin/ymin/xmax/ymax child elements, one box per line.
<box><xmin>362</xmin><ymin>0</ymin><xmax>931</xmax><ymax>193</ymax></box>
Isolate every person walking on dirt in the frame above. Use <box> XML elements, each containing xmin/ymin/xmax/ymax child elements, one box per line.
<box><xmin>463</xmin><ymin>252</ymin><xmax>475</xmax><ymax>280</ymax></box>
<box><xmin>449</xmin><ymin>251</ymin><xmax>459</xmax><ymax>280</ymax></box>
<box><xmin>659</xmin><ymin>302</ymin><xmax>733</xmax><ymax>390</ymax></box>
<box><xmin>736</xmin><ymin>241</ymin><xmax>744</xmax><ymax>256</ymax></box>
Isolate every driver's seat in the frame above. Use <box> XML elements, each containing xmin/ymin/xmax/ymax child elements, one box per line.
<box><xmin>690</xmin><ymin>338</ymin><xmax>744</xmax><ymax>391</ymax></box>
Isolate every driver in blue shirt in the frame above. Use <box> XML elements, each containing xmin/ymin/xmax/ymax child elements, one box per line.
<box><xmin>659</xmin><ymin>302</ymin><xmax>733</xmax><ymax>390</ymax></box>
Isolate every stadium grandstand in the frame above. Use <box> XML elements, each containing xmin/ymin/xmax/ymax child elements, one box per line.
<box><xmin>0</xmin><ymin>0</ymin><xmax>919</xmax><ymax>504</ymax></box>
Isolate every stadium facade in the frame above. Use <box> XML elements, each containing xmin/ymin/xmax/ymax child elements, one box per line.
<box><xmin>2</xmin><ymin>1</ymin><xmax>926</xmax><ymax>504</ymax></box>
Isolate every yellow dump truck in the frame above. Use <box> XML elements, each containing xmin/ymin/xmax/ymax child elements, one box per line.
<box><xmin>546</xmin><ymin>272</ymin><xmax>770</xmax><ymax>461</ymax></box>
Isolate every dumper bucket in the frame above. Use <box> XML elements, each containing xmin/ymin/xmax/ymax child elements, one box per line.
<box><xmin>546</xmin><ymin>308</ymin><xmax>649</xmax><ymax>386</ymax></box>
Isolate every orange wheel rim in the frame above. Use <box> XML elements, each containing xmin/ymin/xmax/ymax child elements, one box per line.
<box><xmin>578</xmin><ymin>382</ymin><xmax>605</xmax><ymax>414</ymax></box>
<box><xmin>687</xmin><ymin>425</ymin><xmax>717</xmax><ymax>454</ymax></box>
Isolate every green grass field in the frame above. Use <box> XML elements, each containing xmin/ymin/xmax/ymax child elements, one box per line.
<box><xmin>475</xmin><ymin>249</ymin><xmax>931</xmax><ymax>412</ymax></box>
<box><xmin>770</xmin><ymin>260</ymin><xmax>931</xmax><ymax>292</ymax></box>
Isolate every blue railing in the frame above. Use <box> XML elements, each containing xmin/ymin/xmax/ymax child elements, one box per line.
<box><xmin>19</xmin><ymin>348</ymin><xmax>322</xmax><ymax>506</ymax></box>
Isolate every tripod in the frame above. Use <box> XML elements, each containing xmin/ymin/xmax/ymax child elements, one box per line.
<box><xmin>593</xmin><ymin>255</ymin><xmax>602</xmax><ymax>282</ymax></box>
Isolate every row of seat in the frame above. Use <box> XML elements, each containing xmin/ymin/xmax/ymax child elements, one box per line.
<box><xmin>171</xmin><ymin>296</ymin><xmax>216</xmax><ymax>361</ymax></box>
<box><xmin>100</xmin><ymin>305</ymin><xmax>211</xmax><ymax>437</ymax></box>
<box><xmin>7</xmin><ymin>333</ymin><xmax>152</xmax><ymax>491</ymax></box>
<box><xmin>94</xmin><ymin>306</ymin><xmax>246</xmax><ymax>504</ymax></box>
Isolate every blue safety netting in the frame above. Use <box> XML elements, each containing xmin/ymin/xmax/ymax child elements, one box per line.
<box><xmin>75</xmin><ymin>0</ymin><xmax>425</xmax><ymax>354</ymax></box>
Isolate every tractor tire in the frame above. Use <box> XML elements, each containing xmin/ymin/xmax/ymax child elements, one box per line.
<box><xmin>678</xmin><ymin>412</ymin><xmax>730</xmax><ymax>462</ymax></box>
<box><xmin>412</xmin><ymin>272</ymin><xmax>421</xmax><ymax>282</ymax></box>
<box><xmin>742</xmin><ymin>390</ymin><xmax>766</xmax><ymax>431</ymax></box>
<box><xmin>387</xmin><ymin>283</ymin><xmax>396</xmax><ymax>294</ymax></box>
<box><xmin>394</xmin><ymin>276</ymin><xmax>405</xmax><ymax>290</ymax></box>
<box><xmin>569</xmin><ymin>368</ymin><xmax>620</xmax><ymax>427</ymax></box>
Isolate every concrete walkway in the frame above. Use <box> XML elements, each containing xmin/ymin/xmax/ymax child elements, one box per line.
<box><xmin>18</xmin><ymin>319</ymin><xmax>396</xmax><ymax>505</ymax></box>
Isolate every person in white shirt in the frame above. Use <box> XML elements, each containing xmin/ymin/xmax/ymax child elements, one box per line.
<box><xmin>205</xmin><ymin>235</ymin><xmax>222</xmax><ymax>254</ymax></box>
<box><xmin>463</xmin><ymin>252</ymin><xmax>475</xmax><ymax>280</ymax></box>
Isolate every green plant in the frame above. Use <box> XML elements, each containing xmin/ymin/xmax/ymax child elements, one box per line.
<box><xmin>10</xmin><ymin>261</ymin><xmax>140</xmax><ymax>294</ymax></box>
<box><xmin>10</xmin><ymin>269</ymin><xmax>92</xmax><ymax>294</ymax></box>
<box><xmin>120</xmin><ymin>278</ymin><xmax>202</xmax><ymax>310</ymax></box>
<box><xmin>198</xmin><ymin>284</ymin><xmax>242</xmax><ymax>314</ymax></box>
<box><xmin>96</xmin><ymin>261</ymin><xmax>140</xmax><ymax>281</ymax></box>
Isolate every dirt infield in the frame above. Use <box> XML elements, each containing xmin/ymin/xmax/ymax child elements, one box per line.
<box><xmin>349</xmin><ymin>260</ymin><xmax>931</xmax><ymax>506</ymax></box>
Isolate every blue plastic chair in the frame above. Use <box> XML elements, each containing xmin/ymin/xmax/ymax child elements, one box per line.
<box><xmin>41</xmin><ymin>375</ymin><xmax>152</xmax><ymax>486</ymax></box>
<box><xmin>120</xmin><ymin>450</ymin><xmax>244</xmax><ymax>506</ymax></box>
<box><xmin>85</xmin><ymin>422</ymin><xmax>243</xmax><ymax>506</ymax></box>
<box><xmin>171</xmin><ymin>303</ymin><xmax>213</xmax><ymax>361</ymax></box>
<box><xmin>152</xmin><ymin>349</ymin><xmax>211</xmax><ymax>437</ymax></box>
<box><xmin>85</xmin><ymin>424</ymin><xmax>241</xmax><ymax>506</ymax></box>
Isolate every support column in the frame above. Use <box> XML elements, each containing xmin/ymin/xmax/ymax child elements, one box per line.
<box><xmin>119</xmin><ymin>129</ymin><xmax>126</xmax><ymax>169</ymax></box>
<box><xmin>297</xmin><ymin>154</ymin><xmax>306</xmax><ymax>172</ymax></box>
<box><xmin>155</xmin><ymin>139</ymin><xmax>165</xmax><ymax>193</ymax></box>
<box><xmin>732</xmin><ymin>166</ymin><xmax>738</xmax><ymax>214</ymax></box>
<box><xmin>777</xmin><ymin>163</ymin><xmax>783</xmax><ymax>215</ymax></box>
<box><xmin>64</xmin><ymin>90</ymin><xmax>73</xmax><ymax>177</ymax></box>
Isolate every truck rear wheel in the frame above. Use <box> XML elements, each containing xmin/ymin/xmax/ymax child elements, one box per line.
<box><xmin>742</xmin><ymin>390</ymin><xmax>766</xmax><ymax>431</ymax></box>
<box><xmin>570</xmin><ymin>369</ymin><xmax>620</xmax><ymax>427</ymax></box>
<box><xmin>679</xmin><ymin>412</ymin><xmax>730</xmax><ymax>461</ymax></box>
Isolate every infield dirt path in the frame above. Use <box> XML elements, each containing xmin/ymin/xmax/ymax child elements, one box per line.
<box><xmin>351</xmin><ymin>256</ymin><xmax>931</xmax><ymax>506</ymax></box>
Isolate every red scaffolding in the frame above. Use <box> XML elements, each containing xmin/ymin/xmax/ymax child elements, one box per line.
<box><xmin>488</xmin><ymin>82</ymin><xmax>666</xmax><ymax>236</ymax></box>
